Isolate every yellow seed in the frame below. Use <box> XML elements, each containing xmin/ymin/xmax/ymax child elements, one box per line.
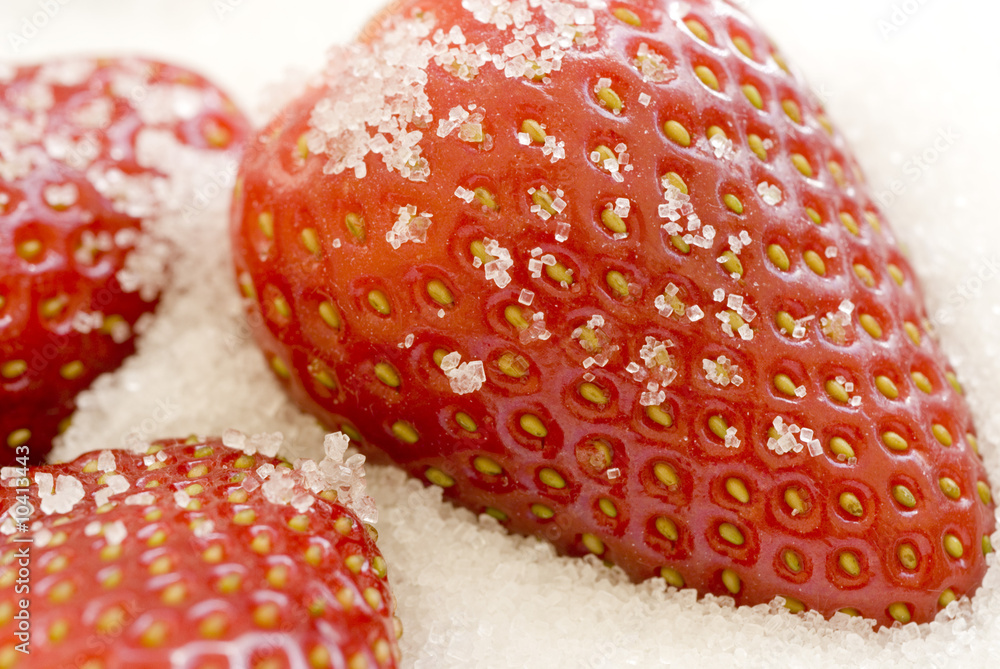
<box><xmin>939</xmin><ymin>589</ymin><xmax>957</xmax><ymax>608</ymax></box>
<box><xmin>519</xmin><ymin>414</ymin><xmax>548</xmax><ymax>438</ymax></box>
<box><xmin>893</xmin><ymin>485</ymin><xmax>917</xmax><ymax>508</ymax></box>
<box><xmin>721</xmin><ymin>193</ymin><xmax>743</xmax><ymax>215</ymax></box>
<box><xmin>888</xmin><ymin>263</ymin><xmax>906</xmax><ymax>286</ymax></box>
<box><xmin>859</xmin><ymin>314</ymin><xmax>882</xmax><ymax>339</ymax></box>
<box><xmin>767</xmin><ymin>244</ymin><xmax>790</xmax><ymax>271</ymax></box>
<box><xmin>229</xmin><ymin>489</ymin><xmax>249</xmax><ymax>504</ymax></box>
<box><xmin>531</xmin><ymin>503</ymin><xmax>554</xmax><ymax>519</ymax></box>
<box><xmin>875</xmin><ymin>376</ymin><xmax>899</xmax><ymax>400</ymax></box>
<box><xmin>664</xmin><ymin>171</ymin><xmax>688</xmax><ymax>194</ymax></box>
<box><xmin>732</xmin><ymin>35</ymin><xmax>754</xmax><ymax>59</ymax></box>
<box><xmin>391</xmin><ymin>421</ymin><xmax>419</xmax><ymax>444</ymax></box>
<box><xmin>829</xmin><ymin>161</ymin><xmax>846</xmax><ymax>187</ymax></box>
<box><xmin>742</xmin><ymin>84</ymin><xmax>763</xmax><ymax>109</ymax></box>
<box><xmin>253</xmin><ymin>602</ymin><xmax>280</xmax><ymax>629</ymax></box>
<box><xmin>312</xmin><ymin>366</ymin><xmax>337</xmax><ymax>390</ymax></box>
<box><xmin>17</xmin><ymin>239</ymin><xmax>43</xmax><ymax>261</ymax></box>
<box><xmin>708</xmin><ymin>415</ymin><xmax>729</xmax><ymax>440</ymax></box>
<box><xmin>597</xmin><ymin>86</ymin><xmax>623</xmax><ymax>112</ymax></box>
<box><xmin>474</xmin><ymin>187</ymin><xmax>499</xmax><ymax>211</ymax></box>
<box><xmin>645</xmin><ymin>405</ymin><xmax>673</xmax><ymax>427</ymax></box>
<box><xmin>601</xmin><ymin>208</ymin><xmax>627</xmax><ymax>234</ymax></box>
<box><xmin>40</xmin><ymin>295</ymin><xmax>68</xmax><ymax>319</ymax></box>
<box><xmin>199</xmin><ymin>612</ymin><xmax>229</xmax><ymax>639</ymax></box>
<box><xmin>888</xmin><ymin>602</ymin><xmax>911</xmax><ymax>624</ymax></box>
<box><xmin>345</xmin><ymin>213</ymin><xmax>366</xmax><ymax>242</ymax></box>
<box><xmin>719</xmin><ymin>523</ymin><xmax>744</xmax><ymax>546</ymax></box>
<box><xmin>474</xmin><ymin>457</ymin><xmax>502</xmax><ymax>476</ymax></box>
<box><xmin>100</xmin><ymin>544</ymin><xmax>123</xmax><ymax>562</ymax></box>
<box><xmin>161</xmin><ymin>582</ymin><xmax>187</xmax><ymax>605</ymax></box>
<box><xmin>783</xmin><ymin>550</ymin><xmax>802</xmax><ymax>573</ymax></box>
<box><xmin>782</xmin><ymin>99</ymin><xmax>802</xmax><ymax>124</ymax></box>
<box><xmin>270</xmin><ymin>356</ymin><xmax>290</xmax><ymax>379</ymax></box>
<box><xmin>318</xmin><ymin>301</ymin><xmax>341</xmax><ymax>330</ymax></box>
<box><xmin>521</xmin><ymin>119</ymin><xmax>547</xmax><ymax>144</ymax></box>
<box><xmin>425</xmin><ymin>280</ymin><xmax>453</xmax><ymax>306</ymax></box>
<box><xmin>187</xmin><ymin>463</ymin><xmax>209</xmax><ymax>479</ymax></box>
<box><xmin>653</xmin><ymin>462</ymin><xmax>679</xmax><ymax>487</ymax></box>
<box><xmin>839</xmin><ymin>551</ymin><xmax>861</xmax><ymax>577</ymax></box>
<box><xmin>825</xmin><ymin>379</ymin><xmax>849</xmax><ymax>404</ymax></box>
<box><xmin>217</xmin><ymin>573</ymin><xmax>242</xmax><ymax>594</ymax></box>
<box><xmin>578</xmin><ymin>382</ymin><xmax>609</xmax><ymax>406</ymax></box>
<box><xmin>663</xmin><ymin>120</ymin><xmax>691</xmax><ymax>147</ymax></box>
<box><xmin>939</xmin><ymin>477</ymin><xmax>961</xmax><ymax>500</ymax></box>
<box><xmin>773</xmin><ymin>374</ymin><xmax>799</xmax><ymax>398</ymax></box>
<box><xmin>782</xmin><ymin>596</ymin><xmax>805</xmax><ymax>613</ymax></box>
<box><xmin>719</xmin><ymin>251</ymin><xmax>743</xmax><ymax>276</ymax></box>
<box><xmin>803</xmin><ymin>250</ymin><xmax>826</xmax><ymax>275</ymax></box>
<box><xmin>791</xmin><ymin>153</ymin><xmax>812</xmax><ymax>177</ymax></box>
<box><xmin>931</xmin><ymin>424</ymin><xmax>953</xmax><ymax>446</ymax></box>
<box><xmin>660</xmin><ymin>567</ymin><xmax>685</xmax><ymax>588</ymax></box>
<box><xmin>984</xmin><ymin>536</ymin><xmax>994</xmax><ymax>555</ymax></box>
<box><xmin>784</xmin><ymin>488</ymin><xmax>807</xmax><ymax>514</ymax></box>
<box><xmin>545</xmin><ymin>262</ymin><xmax>574</xmax><ymax>286</ymax></box>
<box><xmin>539</xmin><ymin>468</ymin><xmax>566</xmax><ymax>489</ymax></box>
<box><xmin>147</xmin><ymin>529</ymin><xmax>168</xmax><ymax>547</ymax></box>
<box><xmin>775</xmin><ymin>311</ymin><xmax>797</xmax><ymax>336</ymax></box>
<box><xmin>882</xmin><ymin>431</ymin><xmax>909</xmax><ymax>452</ymax></box>
<box><xmin>582</xmin><ymin>533</ymin><xmax>605</xmax><ymax>555</ymax></box>
<box><xmin>839</xmin><ymin>212</ymin><xmax>859</xmax><ymax>235</ymax></box>
<box><xmin>374</xmin><ymin>362</ymin><xmax>401</xmax><ymax>388</ymax></box>
<box><xmin>853</xmin><ymin>264</ymin><xmax>875</xmax><ymax>287</ymax></box>
<box><xmin>904</xmin><ymin>321</ymin><xmax>922</xmax><ymax>346</ymax></box>
<box><xmin>725</xmin><ymin>478</ymin><xmax>749</xmax><ymax>504</ymax></box>
<box><xmin>747</xmin><ymin>134</ymin><xmax>767</xmax><ymax>161</ymax></box>
<box><xmin>1</xmin><ymin>360</ymin><xmax>27</xmax><ymax>379</ymax></box>
<box><xmin>250</xmin><ymin>534</ymin><xmax>271</xmax><ymax>555</ymax></box>
<box><xmin>944</xmin><ymin>534</ymin><xmax>964</xmax><ymax>559</ymax></box>
<box><xmin>721</xmin><ymin>569</ymin><xmax>741</xmax><ymax>594</ymax></box>
<box><xmin>685</xmin><ymin>18</ymin><xmax>711</xmax><ymax>43</ymax></box>
<box><xmin>606</xmin><ymin>271</ymin><xmax>630</xmax><ymax>298</ymax></box>
<box><xmin>655</xmin><ymin>517</ymin><xmax>678</xmax><ymax>541</ymax></box>
<box><xmin>455</xmin><ymin>412</ymin><xmax>478</xmax><ymax>433</ymax></box>
<box><xmin>694</xmin><ymin>65</ymin><xmax>719</xmax><ymax>90</ymax></box>
<box><xmin>498</xmin><ymin>352</ymin><xmax>529</xmax><ymax>379</ymax></box>
<box><xmin>839</xmin><ymin>492</ymin><xmax>863</xmax><ymax>517</ymax></box>
<box><xmin>977</xmin><ymin>481</ymin><xmax>992</xmax><ymax>505</ymax></box>
<box><xmin>257</xmin><ymin>212</ymin><xmax>274</xmax><ymax>238</ymax></box>
<box><xmin>367</xmin><ymin>290</ymin><xmax>391</xmax><ymax>315</ymax></box>
<box><xmin>865</xmin><ymin>211</ymin><xmax>883</xmax><ymax>234</ymax></box>
<box><xmin>898</xmin><ymin>544</ymin><xmax>918</xmax><ymax>570</ymax></box>
<box><xmin>344</xmin><ymin>555</ymin><xmax>365</xmax><ymax>575</ymax></box>
<box><xmin>334</xmin><ymin>517</ymin><xmax>354</xmax><ymax>536</ymax></box>
<box><xmin>233</xmin><ymin>509</ymin><xmax>256</xmax><ymax>525</ymax></box>
<box><xmin>96</xmin><ymin>604</ymin><xmax>128</xmax><ymax>635</ymax></box>
<box><xmin>48</xmin><ymin>579</ymin><xmax>75</xmax><ymax>603</ymax></box>
<box><xmin>613</xmin><ymin>7</ymin><xmax>641</xmax><ymax>26</ymax></box>
<box><xmin>47</xmin><ymin>618</ymin><xmax>70</xmax><ymax>643</ymax></box>
<box><xmin>592</xmin><ymin>145</ymin><xmax>616</xmax><ymax>169</ymax></box>
<box><xmin>373</xmin><ymin>639</ymin><xmax>392</xmax><ymax>664</ymax></box>
<box><xmin>300</xmin><ymin>228</ymin><xmax>321</xmax><ymax>255</ymax></box>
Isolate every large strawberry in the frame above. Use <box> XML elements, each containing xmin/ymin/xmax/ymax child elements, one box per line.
<box><xmin>0</xmin><ymin>434</ymin><xmax>401</xmax><ymax>667</ymax></box>
<box><xmin>231</xmin><ymin>0</ymin><xmax>996</xmax><ymax>626</ymax></box>
<box><xmin>0</xmin><ymin>58</ymin><xmax>249</xmax><ymax>465</ymax></box>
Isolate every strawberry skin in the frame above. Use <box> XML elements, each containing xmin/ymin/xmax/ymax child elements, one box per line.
<box><xmin>0</xmin><ymin>437</ymin><xmax>401</xmax><ymax>668</ymax></box>
<box><xmin>231</xmin><ymin>0</ymin><xmax>996</xmax><ymax>625</ymax></box>
<box><xmin>0</xmin><ymin>58</ymin><xmax>249</xmax><ymax>465</ymax></box>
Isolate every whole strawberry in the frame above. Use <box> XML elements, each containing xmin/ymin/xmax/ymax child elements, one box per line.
<box><xmin>0</xmin><ymin>58</ymin><xmax>249</xmax><ymax>465</ymax></box>
<box><xmin>0</xmin><ymin>434</ymin><xmax>401</xmax><ymax>667</ymax></box>
<box><xmin>231</xmin><ymin>0</ymin><xmax>996</xmax><ymax>625</ymax></box>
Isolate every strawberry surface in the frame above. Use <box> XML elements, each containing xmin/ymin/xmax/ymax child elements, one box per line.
<box><xmin>0</xmin><ymin>435</ymin><xmax>400</xmax><ymax>668</ymax></box>
<box><xmin>0</xmin><ymin>58</ymin><xmax>249</xmax><ymax>465</ymax></box>
<box><xmin>231</xmin><ymin>0</ymin><xmax>996</xmax><ymax>626</ymax></box>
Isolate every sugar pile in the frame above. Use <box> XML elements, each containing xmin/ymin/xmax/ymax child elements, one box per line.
<box><xmin>9</xmin><ymin>0</ymin><xmax>1000</xmax><ymax>666</ymax></box>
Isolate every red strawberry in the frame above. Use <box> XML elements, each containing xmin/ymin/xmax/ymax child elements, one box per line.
<box><xmin>0</xmin><ymin>58</ymin><xmax>249</xmax><ymax>465</ymax></box>
<box><xmin>0</xmin><ymin>435</ymin><xmax>401</xmax><ymax>667</ymax></box>
<box><xmin>230</xmin><ymin>0</ymin><xmax>996</xmax><ymax>626</ymax></box>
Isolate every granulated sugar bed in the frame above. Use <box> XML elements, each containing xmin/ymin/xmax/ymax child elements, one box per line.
<box><xmin>7</xmin><ymin>0</ymin><xmax>1000</xmax><ymax>666</ymax></box>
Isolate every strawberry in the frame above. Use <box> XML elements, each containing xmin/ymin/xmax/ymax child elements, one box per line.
<box><xmin>230</xmin><ymin>0</ymin><xmax>996</xmax><ymax>626</ymax></box>
<box><xmin>0</xmin><ymin>434</ymin><xmax>401</xmax><ymax>667</ymax></box>
<box><xmin>0</xmin><ymin>58</ymin><xmax>249</xmax><ymax>465</ymax></box>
